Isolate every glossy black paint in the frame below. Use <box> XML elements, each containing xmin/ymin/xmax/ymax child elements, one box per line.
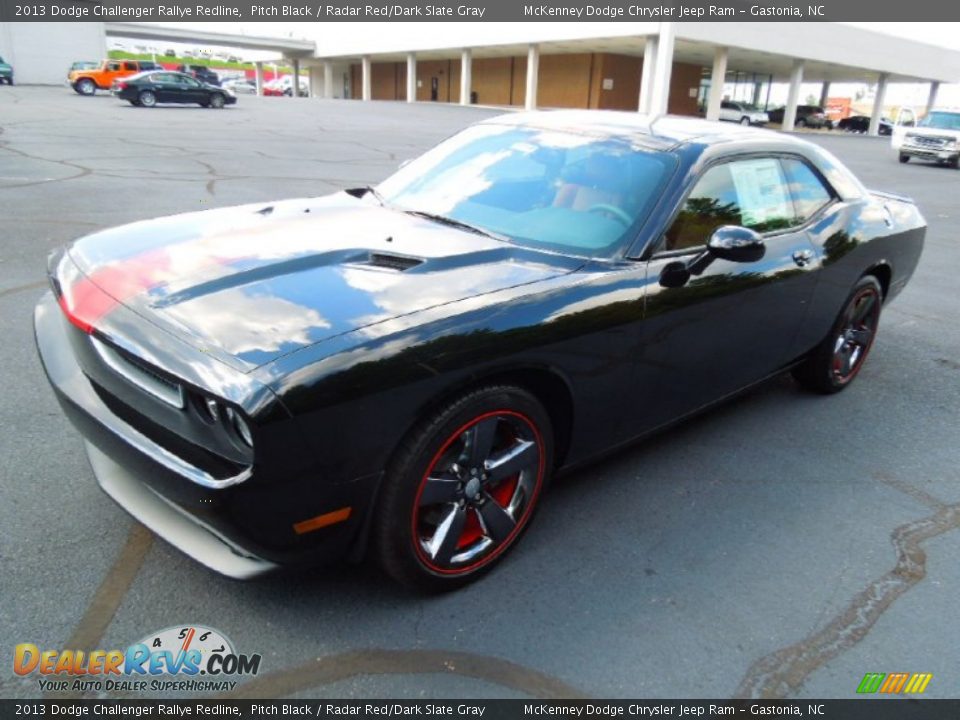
<box><xmin>113</xmin><ymin>71</ymin><xmax>236</xmax><ymax>107</ymax></box>
<box><xmin>35</xmin><ymin>112</ymin><xmax>926</xmax><ymax>575</ymax></box>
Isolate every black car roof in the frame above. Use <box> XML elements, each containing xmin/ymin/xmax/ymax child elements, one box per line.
<box><xmin>483</xmin><ymin>110</ymin><xmax>812</xmax><ymax>153</ymax></box>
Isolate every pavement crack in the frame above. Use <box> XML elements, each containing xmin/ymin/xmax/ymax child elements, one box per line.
<box><xmin>734</xmin><ymin>498</ymin><xmax>960</xmax><ymax>699</ymax></box>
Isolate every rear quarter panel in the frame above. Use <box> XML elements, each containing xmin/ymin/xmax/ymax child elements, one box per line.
<box><xmin>798</xmin><ymin>193</ymin><xmax>925</xmax><ymax>354</ymax></box>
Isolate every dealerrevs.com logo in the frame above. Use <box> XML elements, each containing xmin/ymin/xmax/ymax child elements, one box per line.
<box><xmin>14</xmin><ymin>624</ymin><xmax>262</xmax><ymax>693</ymax></box>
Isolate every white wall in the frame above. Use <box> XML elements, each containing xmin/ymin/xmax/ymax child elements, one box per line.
<box><xmin>0</xmin><ymin>22</ymin><xmax>107</xmax><ymax>84</ymax></box>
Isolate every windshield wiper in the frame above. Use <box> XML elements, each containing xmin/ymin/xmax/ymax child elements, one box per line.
<box><xmin>402</xmin><ymin>209</ymin><xmax>508</xmax><ymax>243</ymax></box>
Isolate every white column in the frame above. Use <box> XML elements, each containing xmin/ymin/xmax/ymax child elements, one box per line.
<box><xmin>925</xmin><ymin>81</ymin><xmax>940</xmax><ymax>115</ymax></box>
<box><xmin>705</xmin><ymin>46</ymin><xmax>728</xmax><ymax>122</ymax></box>
<box><xmin>524</xmin><ymin>44</ymin><xmax>539</xmax><ymax>111</ymax></box>
<box><xmin>459</xmin><ymin>48</ymin><xmax>472</xmax><ymax>105</ymax></box>
<box><xmin>323</xmin><ymin>60</ymin><xmax>334</xmax><ymax>99</ymax></box>
<box><xmin>868</xmin><ymin>73</ymin><xmax>889</xmax><ymax>136</ymax></box>
<box><xmin>819</xmin><ymin>81</ymin><xmax>831</xmax><ymax>109</ymax></box>
<box><xmin>406</xmin><ymin>52</ymin><xmax>417</xmax><ymax>103</ymax></box>
<box><xmin>782</xmin><ymin>59</ymin><xmax>805</xmax><ymax>132</ymax></box>
<box><xmin>361</xmin><ymin>55</ymin><xmax>372</xmax><ymax>101</ymax></box>
<box><xmin>254</xmin><ymin>62</ymin><xmax>264</xmax><ymax>96</ymax></box>
<box><xmin>648</xmin><ymin>22</ymin><xmax>675</xmax><ymax>117</ymax></box>
<box><xmin>308</xmin><ymin>65</ymin><xmax>322</xmax><ymax>98</ymax></box>
<box><xmin>291</xmin><ymin>58</ymin><xmax>300</xmax><ymax>98</ymax></box>
<box><xmin>638</xmin><ymin>35</ymin><xmax>657</xmax><ymax>113</ymax></box>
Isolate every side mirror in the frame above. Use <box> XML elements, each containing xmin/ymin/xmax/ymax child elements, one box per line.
<box><xmin>707</xmin><ymin>226</ymin><xmax>766</xmax><ymax>263</ymax></box>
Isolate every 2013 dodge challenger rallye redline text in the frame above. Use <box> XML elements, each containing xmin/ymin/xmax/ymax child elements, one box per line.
<box><xmin>35</xmin><ymin>111</ymin><xmax>925</xmax><ymax>591</ymax></box>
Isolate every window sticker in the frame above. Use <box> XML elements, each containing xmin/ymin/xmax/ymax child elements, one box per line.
<box><xmin>728</xmin><ymin>159</ymin><xmax>791</xmax><ymax>227</ymax></box>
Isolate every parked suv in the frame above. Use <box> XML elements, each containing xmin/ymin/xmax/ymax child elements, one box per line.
<box><xmin>177</xmin><ymin>65</ymin><xmax>221</xmax><ymax>86</ymax></box>
<box><xmin>70</xmin><ymin>60</ymin><xmax>162</xmax><ymax>95</ymax></box>
<box><xmin>719</xmin><ymin>101</ymin><xmax>769</xmax><ymax>126</ymax></box>
<box><xmin>767</xmin><ymin>105</ymin><xmax>833</xmax><ymax>129</ymax></box>
<box><xmin>0</xmin><ymin>55</ymin><xmax>13</xmax><ymax>85</ymax></box>
<box><xmin>893</xmin><ymin>109</ymin><xmax>960</xmax><ymax>168</ymax></box>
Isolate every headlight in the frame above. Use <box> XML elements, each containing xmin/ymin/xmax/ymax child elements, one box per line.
<box><xmin>225</xmin><ymin>407</ymin><xmax>253</xmax><ymax>447</ymax></box>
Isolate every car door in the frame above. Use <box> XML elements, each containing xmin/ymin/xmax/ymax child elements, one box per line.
<box><xmin>150</xmin><ymin>73</ymin><xmax>178</xmax><ymax>102</ymax></box>
<box><xmin>177</xmin><ymin>75</ymin><xmax>207</xmax><ymax>103</ymax></box>
<box><xmin>103</xmin><ymin>61</ymin><xmax>122</xmax><ymax>87</ymax></box>
<box><xmin>627</xmin><ymin>155</ymin><xmax>824</xmax><ymax>432</ymax></box>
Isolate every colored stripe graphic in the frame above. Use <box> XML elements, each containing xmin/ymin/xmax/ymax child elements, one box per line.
<box><xmin>857</xmin><ymin>673</ymin><xmax>885</xmax><ymax>693</ymax></box>
<box><xmin>857</xmin><ymin>672</ymin><xmax>932</xmax><ymax>694</ymax></box>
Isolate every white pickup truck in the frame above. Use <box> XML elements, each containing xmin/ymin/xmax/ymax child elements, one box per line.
<box><xmin>892</xmin><ymin>109</ymin><xmax>960</xmax><ymax>168</ymax></box>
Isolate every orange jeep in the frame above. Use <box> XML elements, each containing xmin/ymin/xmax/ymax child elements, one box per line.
<box><xmin>70</xmin><ymin>59</ymin><xmax>163</xmax><ymax>96</ymax></box>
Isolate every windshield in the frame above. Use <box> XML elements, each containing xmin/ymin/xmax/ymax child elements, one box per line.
<box><xmin>376</xmin><ymin>124</ymin><xmax>674</xmax><ymax>257</ymax></box>
<box><xmin>920</xmin><ymin>111</ymin><xmax>960</xmax><ymax>130</ymax></box>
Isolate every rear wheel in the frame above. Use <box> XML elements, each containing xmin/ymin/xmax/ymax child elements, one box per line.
<box><xmin>899</xmin><ymin>154</ymin><xmax>910</xmax><ymax>163</ymax></box>
<box><xmin>740</xmin><ymin>116</ymin><xmax>751</xmax><ymax>126</ymax></box>
<box><xmin>796</xmin><ymin>118</ymin><xmax>807</xmax><ymax>128</ymax></box>
<box><xmin>138</xmin><ymin>90</ymin><xmax>157</xmax><ymax>108</ymax></box>
<box><xmin>792</xmin><ymin>276</ymin><xmax>883</xmax><ymax>394</ymax></box>
<box><xmin>76</xmin><ymin>78</ymin><xmax>96</xmax><ymax>96</ymax></box>
<box><xmin>374</xmin><ymin>386</ymin><xmax>552</xmax><ymax>592</ymax></box>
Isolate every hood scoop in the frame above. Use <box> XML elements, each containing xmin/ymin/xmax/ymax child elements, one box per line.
<box><xmin>365</xmin><ymin>252</ymin><xmax>423</xmax><ymax>272</ymax></box>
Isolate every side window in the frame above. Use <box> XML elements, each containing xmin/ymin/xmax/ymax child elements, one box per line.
<box><xmin>663</xmin><ymin>164</ymin><xmax>743</xmax><ymax>251</ymax></box>
<box><xmin>107</xmin><ymin>62</ymin><xmax>121</xmax><ymax>71</ymax></box>
<box><xmin>664</xmin><ymin>158</ymin><xmax>796</xmax><ymax>252</ymax></box>
<box><xmin>123</xmin><ymin>62</ymin><xmax>137</xmax><ymax>71</ymax></box>
<box><xmin>782</xmin><ymin>158</ymin><xmax>832</xmax><ymax>223</ymax></box>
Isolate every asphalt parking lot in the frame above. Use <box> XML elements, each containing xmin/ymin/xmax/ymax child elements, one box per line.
<box><xmin>2</xmin><ymin>86</ymin><xmax>958</xmax><ymax>701</ymax></box>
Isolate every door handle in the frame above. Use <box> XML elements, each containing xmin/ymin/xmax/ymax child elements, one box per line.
<box><xmin>792</xmin><ymin>249</ymin><xmax>815</xmax><ymax>267</ymax></box>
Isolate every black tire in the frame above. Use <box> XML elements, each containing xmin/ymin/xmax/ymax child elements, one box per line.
<box><xmin>209</xmin><ymin>93</ymin><xmax>225</xmax><ymax>109</ymax></box>
<box><xmin>949</xmin><ymin>156</ymin><xmax>960</xmax><ymax>170</ymax></box>
<box><xmin>128</xmin><ymin>100</ymin><xmax>141</xmax><ymax>107</ymax></box>
<box><xmin>899</xmin><ymin>154</ymin><xmax>910</xmax><ymax>164</ymax></box>
<box><xmin>374</xmin><ymin>385</ymin><xmax>553</xmax><ymax>592</ymax></box>
<box><xmin>796</xmin><ymin>118</ymin><xmax>807</xmax><ymax>128</ymax></box>
<box><xmin>740</xmin><ymin>117</ymin><xmax>751</xmax><ymax>126</ymax></box>
<box><xmin>138</xmin><ymin>90</ymin><xmax>157</xmax><ymax>108</ymax></box>
<box><xmin>76</xmin><ymin>78</ymin><xmax>96</xmax><ymax>96</ymax></box>
<box><xmin>792</xmin><ymin>276</ymin><xmax>883</xmax><ymax>394</ymax></box>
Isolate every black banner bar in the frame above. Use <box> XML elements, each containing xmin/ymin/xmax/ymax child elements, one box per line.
<box><xmin>1</xmin><ymin>700</ymin><xmax>957</xmax><ymax>720</ymax></box>
<box><xmin>4</xmin><ymin>0</ymin><xmax>960</xmax><ymax>22</ymax></box>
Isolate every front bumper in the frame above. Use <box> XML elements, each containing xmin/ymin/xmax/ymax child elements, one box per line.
<box><xmin>34</xmin><ymin>291</ymin><xmax>380</xmax><ymax>578</ymax></box>
<box><xmin>900</xmin><ymin>143</ymin><xmax>959</xmax><ymax>162</ymax></box>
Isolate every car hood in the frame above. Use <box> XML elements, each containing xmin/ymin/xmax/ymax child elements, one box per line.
<box><xmin>62</xmin><ymin>194</ymin><xmax>583</xmax><ymax>371</ymax></box>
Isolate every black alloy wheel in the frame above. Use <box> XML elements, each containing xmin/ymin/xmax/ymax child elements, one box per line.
<box><xmin>793</xmin><ymin>275</ymin><xmax>883</xmax><ymax>393</ymax></box>
<box><xmin>375</xmin><ymin>386</ymin><xmax>552</xmax><ymax>592</ymax></box>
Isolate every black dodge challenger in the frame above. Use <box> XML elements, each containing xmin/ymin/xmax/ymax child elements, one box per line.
<box><xmin>35</xmin><ymin>112</ymin><xmax>925</xmax><ymax>591</ymax></box>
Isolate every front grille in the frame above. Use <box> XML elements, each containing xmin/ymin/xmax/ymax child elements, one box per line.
<box><xmin>905</xmin><ymin>134</ymin><xmax>952</xmax><ymax>149</ymax></box>
<box><xmin>91</xmin><ymin>336</ymin><xmax>185</xmax><ymax>409</ymax></box>
<box><xmin>91</xmin><ymin>382</ymin><xmax>247</xmax><ymax>481</ymax></box>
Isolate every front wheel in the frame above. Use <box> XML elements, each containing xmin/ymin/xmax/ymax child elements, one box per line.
<box><xmin>209</xmin><ymin>93</ymin><xmax>225</xmax><ymax>109</ymax></box>
<box><xmin>374</xmin><ymin>386</ymin><xmax>553</xmax><ymax>592</ymax></box>
<box><xmin>792</xmin><ymin>276</ymin><xmax>883</xmax><ymax>394</ymax></box>
<box><xmin>740</xmin><ymin>117</ymin><xmax>751</xmax><ymax>126</ymax></box>
<box><xmin>899</xmin><ymin>154</ymin><xmax>910</xmax><ymax>164</ymax></box>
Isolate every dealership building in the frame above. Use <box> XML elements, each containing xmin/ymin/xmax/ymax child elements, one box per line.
<box><xmin>4</xmin><ymin>22</ymin><xmax>960</xmax><ymax>134</ymax></box>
